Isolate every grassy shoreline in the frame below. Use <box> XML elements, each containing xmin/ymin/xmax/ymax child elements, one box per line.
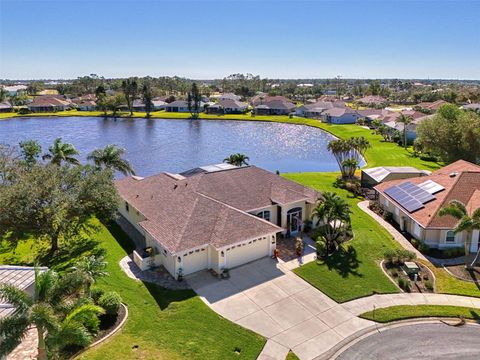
<box><xmin>0</xmin><ymin>110</ymin><xmax>442</xmax><ymax>170</ymax></box>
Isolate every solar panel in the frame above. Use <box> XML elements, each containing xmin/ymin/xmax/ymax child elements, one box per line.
<box><xmin>418</xmin><ymin>180</ymin><xmax>445</xmax><ymax>194</ymax></box>
<box><xmin>384</xmin><ymin>181</ymin><xmax>436</xmax><ymax>213</ymax></box>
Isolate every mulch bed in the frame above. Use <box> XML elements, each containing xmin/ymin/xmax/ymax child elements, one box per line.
<box><xmin>446</xmin><ymin>264</ymin><xmax>480</xmax><ymax>282</ymax></box>
<box><xmin>382</xmin><ymin>261</ymin><xmax>435</xmax><ymax>293</ymax></box>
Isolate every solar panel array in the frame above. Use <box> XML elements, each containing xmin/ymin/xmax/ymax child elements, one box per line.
<box><xmin>384</xmin><ymin>181</ymin><xmax>436</xmax><ymax>213</ymax></box>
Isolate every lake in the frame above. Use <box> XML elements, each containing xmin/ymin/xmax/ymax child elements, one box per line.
<box><xmin>0</xmin><ymin>116</ymin><xmax>346</xmax><ymax>176</ymax></box>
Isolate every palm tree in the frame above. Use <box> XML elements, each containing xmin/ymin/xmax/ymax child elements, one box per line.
<box><xmin>0</xmin><ymin>269</ymin><xmax>104</xmax><ymax>360</ymax></box>
<box><xmin>87</xmin><ymin>144</ymin><xmax>135</xmax><ymax>176</ymax></box>
<box><xmin>42</xmin><ymin>138</ymin><xmax>80</xmax><ymax>166</ymax></box>
<box><xmin>223</xmin><ymin>153</ymin><xmax>250</xmax><ymax>167</ymax></box>
<box><xmin>439</xmin><ymin>200</ymin><xmax>480</xmax><ymax>268</ymax></box>
<box><xmin>72</xmin><ymin>255</ymin><xmax>109</xmax><ymax>295</ymax></box>
<box><xmin>397</xmin><ymin>114</ymin><xmax>413</xmax><ymax>148</ymax></box>
<box><xmin>341</xmin><ymin>158</ymin><xmax>359</xmax><ymax>179</ymax></box>
<box><xmin>312</xmin><ymin>192</ymin><xmax>352</xmax><ymax>255</ymax></box>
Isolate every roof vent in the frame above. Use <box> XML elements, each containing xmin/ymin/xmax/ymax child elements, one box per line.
<box><xmin>449</xmin><ymin>172</ymin><xmax>458</xmax><ymax>178</ymax></box>
<box><xmin>173</xmin><ymin>184</ymin><xmax>178</xmax><ymax>190</ymax></box>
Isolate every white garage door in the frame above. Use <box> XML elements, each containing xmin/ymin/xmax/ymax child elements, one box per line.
<box><xmin>226</xmin><ymin>237</ymin><xmax>270</xmax><ymax>269</ymax></box>
<box><xmin>183</xmin><ymin>248</ymin><xmax>208</xmax><ymax>275</ymax></box>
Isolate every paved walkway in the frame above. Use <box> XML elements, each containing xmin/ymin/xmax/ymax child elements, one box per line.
<box><xmin>119</xmin><ymin>255</ymin><xmax>190</xmax><ymax>290</ymax></box>
<box><xmin>357</xmin><ymin>201</ymin><xmax>427</xmax><ymax>261</ymax></box>
<box><xmin>8</xmin><ymin>327</ymin><xmax>38</xmax><ymax>359</ymax></box>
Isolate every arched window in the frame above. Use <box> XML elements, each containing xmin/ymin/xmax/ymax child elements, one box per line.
<box><xmin>256</xmin><ymin>210</ymin><xmax>271</xmax><ymax>222</ymax></box>
<box><xmin>446</xmin><ymin>231</ymin><xmax>455</xmax><ymax>242</ymax></box>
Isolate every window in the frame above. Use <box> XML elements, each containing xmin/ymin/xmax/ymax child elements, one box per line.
<box><xmin>256</xmin><ymin>210</ymin><xmax>271</xmax><ymax>222</ymax></box>
<box><xmin>446</xmin><ymin>231</ymin><xmax>455</xmax><ymax>242</ymax></box>
<box><xmin>125</xmin><ymin>202</ymin><xmax>129</xmax><ymax>212</ymax></box>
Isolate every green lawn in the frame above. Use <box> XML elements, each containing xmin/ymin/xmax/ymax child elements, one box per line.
<box><xmin>284</xmin><ymin>172</ymin><xmax>401</xmax><ymax>303</ymax></box>
<box><xmin>419</xmin><ymin>260</ymin><xmax>480</xmax><ymax>298</ymax></box>
<box><xmin>360</xmin><ymin>305</ymin><xmax>480</xmax><ymax>323</ymax></box>
<box><xmin>0</xmin><ymin>110</ymin><xmax>442</xmax><ymax>170</ymax></box>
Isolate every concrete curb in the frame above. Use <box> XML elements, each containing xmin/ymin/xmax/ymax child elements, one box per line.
<box><xmin>321</xmin><ymin>318</ymin><xmax>480</xmax><ymax>360</ymax></box>
<box><xmin>71</xmin><ymin>303</ymin><xmax>129</xmax><ymax>359</ymax></box>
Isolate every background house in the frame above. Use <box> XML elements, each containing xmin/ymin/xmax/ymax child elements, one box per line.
<box><xmin>205</xmin><ymin>98</ymin><xmax>248</xmax><ymax>114</ymax></box>
<box><xmin>252</xmin><ymin>95</ymin><xmax>296</xmax><ymax>115</ymax></box>
<box><xmin>27</xmin><ymin>95</ymin><xmax>72</xmax><ymax>112</ymax></box>
<box><xmin>361</xmin><ymin>166</ymin><xmax>430</xmax><ymax>188</ymax></box>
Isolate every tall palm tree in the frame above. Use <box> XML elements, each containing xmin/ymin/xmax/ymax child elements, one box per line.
<box><xmin>223</xmin><ymin>153</ymin><xmax>250</xmax><ymax>167</ymax></box>
<box><xmin>312</xmin><ymin>192</ymin><xmax>352</xmax><ymax>255</ymax></box>
<box><xmin>439</xmin><ymin>200</ymin><xmax>480</xmax><ymax>268</ymax></box>
<box><xmin>42</xmin><ymin>138</ymin><xmax>80</xmax><ymax>166</ymax></box>
<box><xmin>397</xmin><ymin>114</ymin><xmax>413</xmax><ymax>149</ymax></box>
<box><xmin>0</xmin><ymin>269</ymin><xmax>104</xmax><ymax>360</ymax></box>
<box><xmin>87</xmin><ymin>144</ymin><xmax>135</xmax><ymax>176</ymax></box>
<box><xmin>341</xmin><ymin>158</ymin><xmax>359</xmax><ymax>179</ymax></box>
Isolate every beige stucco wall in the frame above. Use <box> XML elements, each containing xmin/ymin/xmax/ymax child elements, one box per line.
<box><xmin>118</xmin><ymin>199</ymin><xmax>147</xmax><ymax>236</ymax></box>
<box><xmin>280</xmin><ymin>201</ymin><xmax>306</xmax><ymax>231</ymax></box>
<box><xmin>249</xmin><ymin>205</ymin><xmax>279</xmax><ymax>226</ymax></box>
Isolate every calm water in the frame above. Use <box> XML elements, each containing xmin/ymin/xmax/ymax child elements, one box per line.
<box><xmin>0</xmin><ymin>117</ymin><xmax>345</xmax><ymax>176</ymax></box>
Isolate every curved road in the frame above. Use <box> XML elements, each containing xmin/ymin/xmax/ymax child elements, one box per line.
<box><xmin>337</xmin><ymin>323</ymin><xmax>480</xmax><ymax>359</ymax></box>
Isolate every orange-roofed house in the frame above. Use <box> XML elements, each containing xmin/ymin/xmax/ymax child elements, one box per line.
<box><xmin>375</xmin><ymin>160</ymin><xmax>480</xmax><ymax>252</ymax></box>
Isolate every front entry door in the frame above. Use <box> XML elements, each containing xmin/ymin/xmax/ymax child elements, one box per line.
<box><xmin>471</xmin><ymin>230</ymin><xmax>480</xmax><ymax>253</ymax></box>
<box><xmin>287</xmin><ymin>207</ymin><xmax>303</xmax><ymax>234</ymax></box>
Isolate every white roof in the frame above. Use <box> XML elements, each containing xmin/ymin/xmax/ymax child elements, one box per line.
<box><xmin>200</xmin><ymin>163</ymin><xmax>238</xmax><ymax>173</ymax></box>
<box><xmin>418</xmin><ymin>179</ymin><xmax>445</xmax><ymax>194</ymax></box>
<box><xmin>363</xmin><ymin>166</ymin><xmax>427</xmax><ymax>183</ymax></box>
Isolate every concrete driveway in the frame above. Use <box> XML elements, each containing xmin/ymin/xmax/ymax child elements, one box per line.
<box><xmin>187</xmin><ymin>257</ymin><xmax>373</xmax><ymax>360</ymax></box>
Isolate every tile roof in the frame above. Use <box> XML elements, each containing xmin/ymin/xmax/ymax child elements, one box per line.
<box><xmin>251</xmin><ymin>96</ymin><xmax>295</xmax><ymax>110</ymax></box>
<box><xmin>28</xmin><ymin>95</ymin><xmax>71</xmax><ymax>108</ymax></box>
<box><xmin>115</xmin><ymin>166</ymin><xmax>320</xmax><ymax>253</ymax></box>
<box><xmin>358</xmin><ymin>95</ymin><xmax>388</xmax><ymax>104</ymax></box>
<box><xmin>375</xmin><ymin>160</ymin><xmax>480</xmax><ymax>228</ymax></box>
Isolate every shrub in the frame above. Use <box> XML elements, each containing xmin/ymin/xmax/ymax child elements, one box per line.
<box><xmin>398</xmin><ymin>249</ymin><xmax>416</xmax><ymax>263</ymax></box>
<box><xmin>418</xmin><ymin>242</ymin><xmax>430</xmax><ymax>253</ymax></box>
<box><xmin>98</xmin><ymin>291</ymin><xmax>122</xmax><ymax>315</ymax></box>
<box><xmin>384</xmin><ymin>249</ymin><xmax>397</xmax><ymax>264</ymax></box>
<box><xmin>398</xmin><ymin>277</ymin><xmax>410</xmax><ymax>292</ymax></box>
<box><xmin>425</xmin><ymin>280</ymin><xmax>434</xmax><ymax>291</ymax></box>
<box><xmin>443</xmin><ymin>247</ymin><xmax>465</xmax><ymax>258</ymax></box>
<box><xmin>411</xmin><ymin>239</ymin><xmax>419</xmax><ymax>248</ymax></box>
<box><xmin>390</xmin><ymin>269</ymin><xmax>399</xmax><ymax>278</ymax></box>
<box><xmin>383</xmin><ymin>212</ymin><xmax>393</xmax><ymax>223</ymax></box>
<box><xmin>315</xmin><ymin>237</ymin><xmax>326</xmax><ymax>257</ymax></box>
<box><xmin>17</xmin><ymin>108</ymin><xmax>31</xmax><ymax>115</ymax></box>
<box><xmin>90</xmin><ymin>287</ymin><xmax>105</xmax><ymax>302</ymax></box>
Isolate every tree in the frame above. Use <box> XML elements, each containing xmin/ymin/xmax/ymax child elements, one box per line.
<box><xmin>0</xmin><ymin>87</ymin><xmax>6</xmax><ymax>102</ymax></box>
<box><xmin>42</xmin><ymin>138</ymin><xmax>80</xmax><ymax>166</ymax></box>
<box><xmin>223</xmin><ymin>153</ymin><xmax>250</xmax><ymax>167</ymax></box>
<box><xmin>439</xmin><ymin>200</ymin><xmax>480</xmax><ymax>269</ymax></box>
<box><xmin>0</xmin><ymin>163</ymin><xmax>119</xmax><ymax>255</ymax></box>
<box><xmin>0</xmin><ymin>269</ymin><xmax>104</xmax><ymax>360</ymax></box>
<box><xmin>416</xmin><ymin>104</ymin><xmax>480</xmax><ymax>163</ymax></box>
<box><xmin>397</xmin><ymin>114</ymin><xmax>413</xmax><ymax>148</ymax></box>
<box><xmin>121</xmin><ymin>78</ymin><xmax>138</xmax><ymax>115</ymax></box>
<box><xmin>26</xmin><ymin>82</ymin><xmax>45</xmax><ymax>95</ymax></box>
<box><xmin>71</xmin><ymin>255</ymin><xmax>108</xmax><ymax>295</ymax></box>
<box><xmin>312</xmin><ymin>192</ymin><xmax>352</xmax><ymax>255</ymax></box>
<box><xmin>87</xmin><ymin>144</ymin><xmax>135</xmax><ymax>176</ymax></box>
<box><xmin>187</xmin><ymin>82</ymin><xmax>202</xmax><ymax>119</ymax></box>
<box><xmin>327</xmin><ymin>137</ymin><xmax>369</xmax><ymax>179</ymax></box>
<box><xmin>142</xmin><ymin>82</ymin><xmax>154</xmax><ymax>118</ymax></box>
<box><xmin>19</xmin><ymin>139</ymin><xmax>42</xmax><ymax>168</ymax></box>
<box><xmin>95</xmin><ymin>85</ymin><xmax>106</xmax><ymax>98</ymax></box>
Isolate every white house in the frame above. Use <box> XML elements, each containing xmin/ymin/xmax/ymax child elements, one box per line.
<box><xmin>165</xmin><ymin>100</ymin><xmax>205</xmax><ymax>113</ymax></box>
<box><xmin>321</xmin><ymin>107</ymin><xmax>361</xmax><ymax>124</ymax></box>
<box><xmin>375</xmin><ymin>160</ymin><xmax>480</xmax><ymax>252</ymax></box>
<box><xmin>115</xmin><ymin>164</ymin><xmax>321</xmax><ymax>279</ymax></box>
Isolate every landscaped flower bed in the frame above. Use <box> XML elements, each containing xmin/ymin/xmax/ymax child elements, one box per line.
<box><xmin>382</xmin><ymin>249</ymin><xmax>434</xmax><ymax>293</ymax></box>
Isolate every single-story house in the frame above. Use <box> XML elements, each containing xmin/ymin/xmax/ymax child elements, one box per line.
<box><xmin>375</xmin><ymin>160</ymin><xmax>480</xmax><ymax>252</ymax></box>
<box><xmin>27</xmin><ymin>95</ymin><xmax>72</xmax><ymax>112</ymax></box>
<box><xmin>0</xmin><ymin>101</ymin><xmax>13</xmax><ymax>113</ymax></box>
<box><xmin>115</xmin><ymin>164</ymin><xmax>321</xmax><ymax>278</ymax></box>
<box><xmin>165</xmin><ymin>100</ymin><xmax>205</xmax><ymax>113</ymax></box>
<box><xmin>72</xmin><ymin>95</ymin><xmax>97</xmax><ymax>111</ymax></box>
<box><xmin>357</xmin><ymin>95</ymin><xmax>388</xmax><ymax>107</ymax></box>
<box><xmin>0</xmin><ymin>266</ymin><xmax>46</xmax><ymax>360</ymax></box>
<box><xmin>361</xmin><ymin>166</ymin><xmax>430</xmax><ymax>188</ymax></box>
<box><xmin>1</xmin><ymin>84</ymin><xmax>28</xmax><ymax>96</ymax></box>
<box><xmin>415</xmin><ymin>100</ymin><xmax>448</xmax><ymax>112</ymax></box>
<box><xmin>218</xmin><ymin>92</ymin><xmax>242</xmax><ymax>101</ymax></box>
<box><xmin>321</xmin><ymin>107</ymin><xmax>361</xmax><ymax>124</ymax></box>
<box><xmin>382</xmin><ymin>110</ymin><xmax>433</xmax><ymax>141</ymax></box>
<box><xmin>205</xmin><ymin>99</ymin><xmax>248</xmax><ymax>114</ymax></box>
<box><xmin>252</xmin><ymin>96</ymin><xmax>296</xmax><ymax>115</ymax></box>
<box><xmin>295</xmin><ymin>101</ymin><xmax>334</xmax><ymax>118</ymax></box>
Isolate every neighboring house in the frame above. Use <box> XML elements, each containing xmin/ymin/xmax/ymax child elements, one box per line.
<box><xmin>461</xmin><ymin>103</ymin><xmax>480</xmax><ymax>112</ymax></box>
<box><xmin>1</xmin><ymin>84</ymin><xmax>28</xmax><ymax>96</ymax></box>
<box><xmin>361</xmin><ymin>166</ymin><xmax>430</xmax><ymax>188</ymax></box>
<box><xmin>72</xmin><ymin>95</ymin><xmax>97</xmax><ymax>111</ymax></box>
<box><xmin>218</xmin><ymin>92</ymin><xmax>242</xmax><ymax>101</ymax></box>
<box><xmin>152</xmin><ymin>100</ymin><xmax>167</xmax><ymax>110</ymax></box>
<box><xmin>357</xmin><ymin>95</ymin><xmax>388</xmax><ymax>107</ymax></box>
<box><xmin>206</xmin><ymin>99</ymin><xmax>248</xmax><ymax>114</ymax></box>
<box><xmin>295</xmin><ymin>100</ymin><xmax>334</xmax><ymax>118</ymax></box>
<box><xmin>415</xmin><ymin>100</ymin><xmax>448</xmax><ymax>112</ymax></box>
<box><xmin>321</xmin><ymin>107</ymin><xmax>361</xmax><ymax>124</ymax></box>
<box><xmin>115</xmin><ymin>164</ymin><xmax>321</xmax><ymax>278</ymax></box>
<box><xmin>252</xmin><ymin>96</ymin><xmax>296</xmax><ymax>115</ymax></box>
<box><xmin>165</xmin><ymin>100</ymin><xmax>205</xmax><ymax>113</ymax></box>
<box><xmin>0</xmin><ymin>266</ymin><xmax>46</xmax><ymax>360</ymax></box>
<box><xmin>27</xmin><ymin>95</ymin><xmax>72</xmax><ymax>112</ymax></box>
<box><xmin>0</xmin><ymin>101</ymin><xmax>13</xmax><ymax>113</ymax></box>
<box><xmin>132</xmin><ymin>99</ymin><xmax>147</xmax><ymax>112</ymax></box>
<box><xmin>375</xmin><ymin>160</ymin><xmax>480</xmax><ymax>252</ymax></box>
<box><xmin>382</xmin><ymin>110</ymin><xmax>432</xmax><ymax>141</ymax></box>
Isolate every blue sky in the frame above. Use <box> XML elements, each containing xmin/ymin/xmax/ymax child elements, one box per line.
<box><xmin>1</xmin><ymin>0</ymin><xmax>479</xmax><ymax>79</ymax></box>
